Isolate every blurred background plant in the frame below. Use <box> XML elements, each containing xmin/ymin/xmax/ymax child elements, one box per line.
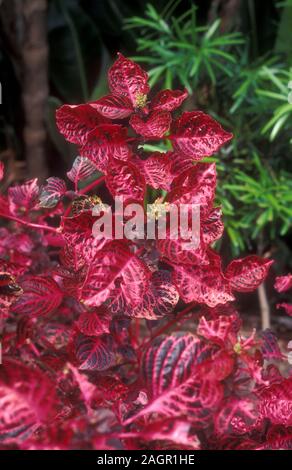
<box><xmin>1</xmin><ymin>0</ymin><xmax>292</xmax><ymax>325</ymax></box>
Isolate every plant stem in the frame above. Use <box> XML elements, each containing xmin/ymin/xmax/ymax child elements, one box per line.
<box><xmin>79</xmin><ymin>176</ymin><xmax>105</xmax><ymax>195</ymax></box>
<box><xmin>258</xmin><ymin>282</ymin><xmax>270</xmax><ymax>330</ymax></box>
<box><xmin>0</xmin><ymin>212</ymin><xmax>58</xmax><ymax>233</ymax></box>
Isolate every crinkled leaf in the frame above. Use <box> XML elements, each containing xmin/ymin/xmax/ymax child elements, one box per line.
<box><xmin>12</xmin><ymin>276</ymin><xmax>63</xmax><ymax>317</ymax></box>
<box><xmin>105</xmin><ymin>158</ymin><xmax>145</xmax><ymax>203</ymax></box>
<box><xmin>8</xmin><ymin>179</ymin><xmax>39</xmax><ymax>215</ymax></box>
<box><xmin>137</xmin><ymin>152</ymin><xmax>173</xmax><ymax>190</ymax></box>
<box><xmin>56</xmin><ymin>103</ymin><xmax>107</xmax><ymax>145</ymax></box>
<box><xmin>151</xmin><ymin>89</ymin><xmax>188</xmax><ymax>112</ymax></box>
<box><xmin>90</xmin><ymin>94</ymin><xmax>133</xmax><ymax>119</ymax></box>
<box><xmin>39</xmin><ymin>177</ymin><xmax>67</xmax><ymax>208</ymax></box>
<box><xmin>67</xmin><ymin>156</ymin><xmax>97</xmax><ymax>186</ymax></box>
<box><xmin>225</xmin><ymin>255</ymin><xmax>273</xmax><ymax>293</ymax></box>
<box><xmin>108</xmin><ymin>53</ymin><xmax>149</xmax><ymax>107</ymax></box>
<box><xmin>80</xmin><ymin>124</ymin><xmax>131</xmax><ymax>172</ymax></box>
<box><xmin>130</xmin><ymin>110</ymin><xmax>171</xmax><ymax>139</ymax></box>
<box><xmin>172</xmin><ymin>250</ymin><xmax>234</xmax><ymax>307</ymax></box>
<box><xmin>170</xmin><ymin>111</ymin><xmax>232</xmax><ymax>159</ymax></box>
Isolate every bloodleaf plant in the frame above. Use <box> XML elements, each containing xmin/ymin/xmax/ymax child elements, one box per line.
<box><xmin>0</xmin><ymin>54</ymin><xmax>291</xmax><ymax>450</ymax></box>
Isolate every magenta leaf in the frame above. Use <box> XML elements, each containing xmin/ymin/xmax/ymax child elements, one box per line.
<box><xmin>0</xmin><ymin>359</ymin><xmax>57</xmax><ymax>443</ymax></box>
<box><xmin>274</xmin><ymin>274</ymin><xmax>292</xmax><ymax>293</ymax></box>
<box><xmin>67</xmin><ymin>156</ymin><xmax>97</xmax><ymax>187</ymax></box>
<box><xmin>170</xmin><ymin>111</ymin><xmax>232</xmax><ymax>159</ymax></box>
<box><xmin>8</xmin><ymin>179</ymin><xmax>39</xmax><ymax>215</ymax></box>
<box><xmin>108</xmin><ymin>53</ymin><xmax>150</xmax><ymax>107</ymax></box>
<box><xmin>105</xmin><ymin>158</ymin><xmax>146</xmax><ymax>203</ymax></box>
<box><xmin>56</xmin><ymin>103</ymin><xmax>107</xmax><ymax>145</ymax></box>
<box><xmin>151</xmin><ymin>89</ymin><xmax>188</xmax><ymax>112</ymax></box>
<box><xmin>39</xmin><ymin>177</ymin><xmax>67</xmax><ymax>208</ymax></box>
<box><xmin>80</xmin><ymin>124</ymin><xmax>131</xmax><ymax>172</ymax></box>
<box><xmin>76</xmin><ymin>307</ymin><xmax>111</xmax><ymax>336</ymax></box>
<box><xmin>12</xmin><ymin>276</ymin><xmax>64</xmax><ymax>317</ymax></box>
<box><xmin>130</xmin><ymin>110</ymin><xmax>172</xmax><ymax>138</ymax></box>
<box><xmin>225</xmin><ymin>255</ymin><xmax>273</xmax><ymax>292</ymax></box>
<box><xmin>90</xmin><ymin>94</ymin><xmax>133</xmax><ymax>119</ymax></box>
<box><xmin>75</xmin><ymin>333</ymin><xmax>115</xmax><ymax>371</ymax></box>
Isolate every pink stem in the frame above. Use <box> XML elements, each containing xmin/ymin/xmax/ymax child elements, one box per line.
<box><xmin>0</xmin><ymin>212</ymin><xmax>58</xmax><ymax>233</ymax></box>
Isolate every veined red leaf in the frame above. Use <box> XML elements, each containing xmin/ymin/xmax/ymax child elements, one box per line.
<box><xmin>90</xmin><ymin>94</ymin><xmax>133</xmax><ymax>119</ymax></box>
<box><xmin>56</xmin><ymin>103</ymin><xmax>107</xmax><ymax>145</ymax></box>
<box><xmin>202</xmin><ymin>207</ymin><xmax>224</xmax><ymax>245</ymax></box>
<box><xmin>76</xmin><ymin>306</ymin><xmax>111</xmax><ymax>336</ymax></box>
<box><xmin>172</xmin><ymin>250</ymin><xmax>234</xmax><ymax>307</ymax></box>
<box><xmin>151</xmin><ymin>89</ymin><xmax>188</xmax><ymax>112</ymax></box>
<box><xmin>137</xmin><ymin>152</ymin><xmax>173</xmax><ymax>191</ymax></box>
<box><xmin>109</xmin><ymin>270</ymin><xmax>179</xmax><ymax>320</ymax></box>
<box><xmin>128</xmin><ymin>333</ymin><xmax>223</xmax><ymax>423</ymax></box>
<box><xmin>75</xmin><ymin>333</ymin><xmax>115</xmax><ymax>371</ymax></box>
<box><xmin>80</xmin><ymin>124</ymin><xmax>131</xmax><ymax>172</ymax></box>
<box><xmin>197</xmin><ymin>315</ymin><xmax>237</xmax><ymax>346</ymax></box>
<box><xmin>157</xmin><ymin>228</ymin><xmax>207</xmax><ymax>266</ymax></box>
<box><xmin>168</xmin><ymin>151</ymin><xmax>194</xmax><ymax>177</ymax></box>
<box><xmin>67</xmin><ymin>156</ymin><xmax>97</xmax><ymax>186</ymax></box>
<box><xmin>12</xmin><ymin>276</ymin><xmax>63</xmax><ymax>317</ymax></box>
<box><xmin>0</xmin><ymin>360</ymin><xmax>57</xmax><ymax>443</ymax></box>
<box><xmin>8</xmin><ymin>179</ymin><xmax>39</xmax><ymax>215</ymax></box>
<box><xmin>167</xmin><ymin>163</ymin><xmax>216</xmax><ymax>215</ymax></box>
<box><xmin>108</xmin><ymin>53</ymin><xmax>150</xmax><ymax>107</ymax></box>
<box><xmin>274</xmin><ymin>274</ymin><xmax>292</xmax><ymax>293</ymax></box>
<box><xmin>80</xmin><ymin>241</ymin><xmax>150</xmax><ymax>308</ymax></box>
<box><xmin>130</xmin><ymin>110</ymin><xmax>171</xmax><ymax>139</ymax></box>
<box><xmin>105</xmin><ymin>158</ymin><xmax>145</xmax><ymax>203</ymax></box>
<box><xmin>257</xmin><ymin>378</ymin><xmax>292</xmax><ymax>426</ymax></box>
<box><xmin>39</xmin><ymin>177</ymin><xmax>67</xmax><ymax>208</ymax></box>
<box><xmin>225</xmin><ymin>255</ymin><xmax>273</xmax><ymax>293</ymax></box>
<box><xmin>170</xmin><ymin>111</ymin><xmax>232</xmax><ymax>159</ymax></box>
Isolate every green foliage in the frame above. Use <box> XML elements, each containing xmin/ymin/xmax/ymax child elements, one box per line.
<box><xmin>124</xmin><ymin>3</ymin><xmax>243</xmax><ymax>91</ymax></box>
<box><xmin>126</xmin><ymin>1</ymin><xmax>292</xmax><ymax>256</ymax></box>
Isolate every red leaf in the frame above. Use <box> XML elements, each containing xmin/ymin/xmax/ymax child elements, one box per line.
<box><xmin>108</xmin><ymin>53</ymin><xmax>150</xmax><ymax>107</ymax></box>
<box><xmin>8</xmin><ymin>179</ymin><xmax>39</xmax><ymax>215</ymax></box>
<box><xmin>90</xmin><ymin>94</ymin><xmax>133</xmax><ymax>119</ymax></box>
<box><xmin>109</xmin><ymin>270</ymin><xmax>179</xmax><ymax>320</ymax></box>
<box><xmin>214</xmin><ymin>398</ymin><xmax>258</xmax><ymax>437</ymax></box>
<box><xmin>157</xmin><ymin>229</ymin><xmax>207</xmax><ymax>266</ymax></box>
<box><xmin>225</xmin><ymin>255</ymin><xmax>273</xmax><ymax>293</ymax></box>
<box><xmin>202</xmin><ymin>207</ymin><xmax>224</xmax><ymax>245</ymax></box>
<box><xmin>135</xmin><ymin>152</ymin><xmax>173</xmax><ymax>191</ymax></box>
<box><xmin>0</xmin><ymin>359</ymin><xmax>57</xmax><ymax>443</ymax></box>
<box><xmin>151</xmin><ymin>89</ymin><xmax>188</xmax><ymax>112</ymax></box>
<box><xmin>39</xmin><ymin>177</ymin><xmax>67</xmax><ymax>208</ymax></box>
<box><xmin>172</xmin><ymin>250</ymin><xmax>235</xmax><ymax>307</ymax></box>
<box><xmin>257</xmin><ymin>378</ymin><xmax>292</xmax><ymax>426</ymax></box>
<box><xmin>130</xmin><ymin>110</ymin><xmax>171</xmax><ymax>138</ymax></box>
<box><xmin>80</xmin><ymin>241</ymin><xmax>150</xmax><ymax>308</ymax></box>
<box><xmin>12</xmin><ymin>276</ymin><xmax>64</xmax><ymax>317</ymax></box>
<box><xmin>75</xmin><ymin>333</ymin><xmax>115</xmax><ymax>371</ymax></box>
<box><xmin>80</xmin><ymin>124</ymin><xmax>131</xmax><ymax>172</ymax></box>
<box><xmin>274</xmin><ymin>274</ymin><xmax>292</xmax><ymax>293</ymax></box>
<box><xmin>167</xmin><ymin>163</ymin><xmax>216</xmax><ymax>216</ymax></box>
<box><xmin>197</xmin><ymin>315</ymin><xmax>237</xmax><ymax>346</ymax></box>
<box><xmin>128</xmin><ymin>333</ymin><xmax>223</xmax><ymax>423</ymax></box>
<box><xmin>76</xmin><ymin>307</ymin><xmax>111</xmax><ymax>336</ymax></box>
<box><xmin>170</xmin><ymin>111</ymin><xmax>232</xmax><ymax>159</ymax></box>
<box><xmin>67</xmin><ymin>156</ymin><xmax>97</xmax><ymax>186</ymax></box>
<box><xmin>56</xmin><ymin>103</ymin><xmax>107</xmax><ymax>145</ymax></box>
<box><xmin>105</xmin><ymin>158</ymin><xmax>145</xmax><ymax>203</ymax></box>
